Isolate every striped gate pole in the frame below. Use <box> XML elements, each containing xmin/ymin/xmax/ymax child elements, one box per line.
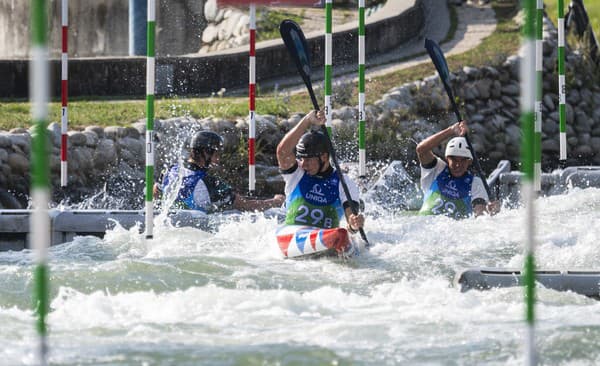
<box><xmin>558</xmin><ymin>0</ymin><xmax>567</xmax><ymax>163</ymax></box>
<box><xmin>534</xmin><ymin>0</ymin><xmax>543</xmax><ymax>192</ymax></box>
<box><xmin>358</xmin><ymin>0</ymin><xmax>366</xmax><ymax>177</ymax></box>
<box><xmin>145</xmin><ymin>0</ymin><xmax>156</xmax><ymax>239</ymax></box>
<box><xmin>324</xmin><ymin>0</ymin><xmax>332</xmax><ymax>134</ymax></box>
<box><xmin>60</xmin><ymin>0</ymin><xmax>68</xmax><ymax>187</ymax></box>
<box><xmin>521</xmin><ymin>0</ymin><xmax>537</xmax><ymax>364</ymax></box>
<box><xmin>248</xmin><ymin>3</ymin><xmax>256</xmax><ymax>195</ymax></box>
<box><xmin>30</xmin><ymin>0</ymin><xmax>51</xmax><ymax>364</ymax></box>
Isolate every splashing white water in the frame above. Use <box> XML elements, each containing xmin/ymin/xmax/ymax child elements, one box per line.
<box><xmin>1</xmin><ymin>188</ymin><xmax>600</xmax><ymax>365</ymax></box>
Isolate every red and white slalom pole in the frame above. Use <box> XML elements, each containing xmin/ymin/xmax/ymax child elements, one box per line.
<box><xmin>60</xmin><ymin>0</ymin><xmax>68</xmax><ymax>187</ymax></box>
<box><xmin>558</xmin><ymin>0</ymin><xmax>567</xmax><ymax>163</ymax></box>
<box><xmin>248</xmin><ymin>3</ymin><xmax>256</xmax><ymax>195</ymax></box>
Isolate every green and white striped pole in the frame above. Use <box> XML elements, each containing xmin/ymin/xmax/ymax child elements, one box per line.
<box><xmin>521</xmin><ymin>0</ymin><xmax>537</xmax><ymax>364</ymax></box>
<box><xmin>324</xmin><ymin>0</ymin><xmax>332</xmax><ymax>134</ymax></box>
<box><xmin>145</xmin><ymin>0</ymin><xmax>155</xmax><ymax>239</ymax></box>
<box><xmin>558</xmin><ymin>0</ymin><xmax>567</xmax><ymax>163</ymax></box>
<box><xmin>30</xmin><ymin>0</ymin><xmax>50</xmax><ymax>364</ymax></box>
<box><xmin>358</xmin><ymin>0</ymin><xmax>366</xmax><ymax>177</ymax></box>
<box><xmin>534</xmin><ymin>0</ymin><xmax>543</xmax><ymax>192</ymax></box>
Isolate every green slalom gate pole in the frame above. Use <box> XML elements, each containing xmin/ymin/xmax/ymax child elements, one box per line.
<box><xmin>324</xmin><ymin>0</ymin><xmax>332</xmax><ymax>135</ymax></box>
<box><xmin>534</xmin><ymin>0</ymin><xmax>543</xmax><ymax>192</ymax></box>
<box><xmin>358</xmin><ymin>0</ymin><xmax>366</xmax><ymax>177</ymax></box>
<box><xmin>558</xmin><ymin>0</ymin><xmax>567</xmax><ymax>163</ymax></box>
<box><xmin>145</xmin><ymin>0</ymin><xmax>155</xmax><ymax>239</ymax></box>
<box><xmin>521</xmin><ymin>0</ymin><xmax>537</xmax><ymax>364</ymax></box>
<box><xmin>30</xmin><ymin>0</ymin><xmax>50</xmax><ymax>364</ymax></box>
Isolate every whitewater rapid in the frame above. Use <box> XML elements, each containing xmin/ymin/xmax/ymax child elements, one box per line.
<box><xmin>1</xmin><ymin>187</ymin><xmax>599</xmax><ymax>365</ymax></box>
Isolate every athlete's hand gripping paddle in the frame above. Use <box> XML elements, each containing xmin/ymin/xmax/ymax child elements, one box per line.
<box><xmin>280</xmin><ymin>19</ymin><xmax>370</xmax><ymax>247</ymax></box>
<box><xmin>424</xmin><ymin>38</ymin><xmax>494</xmax><ymax>200</ymax></box>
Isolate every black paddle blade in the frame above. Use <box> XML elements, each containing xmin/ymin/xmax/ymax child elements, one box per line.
<box><xmin>425</xmin><ymin>38</ymin><xmax>462</xmax><ymax>121</ymax></box>
<box><xmin>280</xmin><ymin>19</ymin><xmax>320</xmax><ymax>110</ymax></box>
<box><xmin>424</xmin><ymin>38</ymin><xmax>450</xmax><ymax>83</ymax></box>
<box><xmin>280</xmin><ymin>20</ymin><xmax>312</xmax><ymax>84</ymax></box>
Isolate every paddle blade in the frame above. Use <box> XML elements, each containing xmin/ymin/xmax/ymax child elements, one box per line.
<box><xmin>280</xmin><ymin>20</ymin><xmax>312</xmax><ymax>84</ymax></box>
<box><xmin>280</xmin><ymin>19</ymin><xmax>320</xmax><ymax>110</ymax></box>
<box><xmin>424</xmin><ymin>38</ymin><xmax>450</xmax><ymax>83</ymax></box>
<box><xmin>425</xmin><ymin>38</ymin><xmax>462</xmax><ymax>121</ymax></box>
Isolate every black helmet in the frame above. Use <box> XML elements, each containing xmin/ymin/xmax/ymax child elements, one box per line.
<box><xmin>190</xmin><ymin>131</ymin><xmax>224</xmax><ymax>154</ymax></box>
<box><xmin>295</xmin><ymin>131</ymin><xmax>329</xmax><ymax>158</ymax></box>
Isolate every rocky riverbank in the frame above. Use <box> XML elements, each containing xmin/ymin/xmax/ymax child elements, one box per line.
<box><xmin>1</xmin><ymin>12</ymin><xmax>598</xmax><ymax>209</ymax></box>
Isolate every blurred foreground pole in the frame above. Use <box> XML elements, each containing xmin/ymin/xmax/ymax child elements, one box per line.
<box><xmin>521</xmin><ymin>0</ymin><xmax>537</xmax><ymax>364</ymax></box>
<box><xmin>30</xmin><ymin>0</ymin><xmax>51</xmax><ymax>364</ymax></box>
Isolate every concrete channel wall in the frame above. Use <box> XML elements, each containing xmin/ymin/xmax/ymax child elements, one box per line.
<box><xmin>0</xmin><ymin>0</ymin><xmax>206</xmax><ymax>59</ymax></box>
<box><xmin>0</xmin><ymin>0</ymin><xmax>424</xmax><ymax>98</ymax></box>
<box><xmin>0</xmin><ymin>209</ymin><xmax>212</xmax><ymax>251</ymax></box>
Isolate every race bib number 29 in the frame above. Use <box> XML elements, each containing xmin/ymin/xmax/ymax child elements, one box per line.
<box><xmin>432</xmin><ymin>198</ymin><xmax>457</xmax><ymax>216</ymax></box>
<box><xmin>295</xmin><ymin>205</ymin><xmax>334</xmax><ymax>228</ymax></box>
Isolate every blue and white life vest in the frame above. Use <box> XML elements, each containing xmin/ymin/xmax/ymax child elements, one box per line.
<box><xmin>161</xmin><ymin>165</ymin><xmax>208</xmax><ymax>211</ymax></box>
<box><xmin>284</xmin><ymin>170</ymin><xmax>344</xmax><ymax>229</ymax></box>
<box><xmin>419</xmin><ymin>166</ymin><xmax>474</xmax><ymax>219</ymax></box>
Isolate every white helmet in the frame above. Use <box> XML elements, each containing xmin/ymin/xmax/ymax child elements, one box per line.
<box><xmin>445</xmin><ymin>137</ymin><xmax>472</xmax><ymax>159</ymax></box>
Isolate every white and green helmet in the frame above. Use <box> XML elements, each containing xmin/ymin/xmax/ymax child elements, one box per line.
<box><xmin>445</xmin><ymin>137</ymin><xmax>472</xmax><ymax>159</ymax></box>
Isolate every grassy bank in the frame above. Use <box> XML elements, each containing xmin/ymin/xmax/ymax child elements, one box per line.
<box><xmin>0</xmin><ymin>1</ymin><xmax>521</xmax><ymax>131</ymax></box>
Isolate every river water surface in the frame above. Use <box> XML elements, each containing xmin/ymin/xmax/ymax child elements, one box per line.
<box><xmin>1</xmin><ymin>188</ymin><xmax>600</xmax><ymax>365</ymax></box>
